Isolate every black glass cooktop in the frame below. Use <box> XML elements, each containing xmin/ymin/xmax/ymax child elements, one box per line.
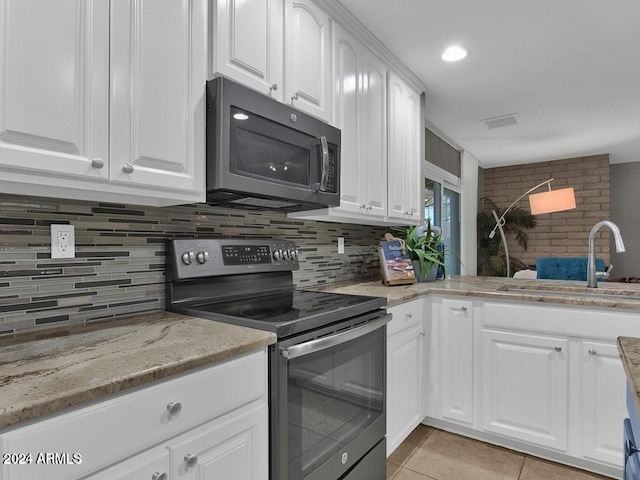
<box><xmin>181</xmin><ymin>290</ymin><xmax>386</xmax><ymax>338</ymax></box>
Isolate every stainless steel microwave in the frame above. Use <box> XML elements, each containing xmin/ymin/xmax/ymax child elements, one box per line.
<box><xmin>206</xmin><ymin>77</ymin><xmax>340</xmax><ymax>210</ymax></box>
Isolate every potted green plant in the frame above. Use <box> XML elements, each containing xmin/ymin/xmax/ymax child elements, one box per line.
<box><xmin>477</xmin><ymin>198</ymin><xmax>537</xmax><ymax>276</ymax></box>
<box><xmin>394</xmin><ymin>221</ymin><xmax>460</xmax><ymax>282</ymax></box>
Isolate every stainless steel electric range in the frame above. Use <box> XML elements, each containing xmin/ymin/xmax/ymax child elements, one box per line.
<box><xmin>166</xmin><ymin>238</ymin><xmax>390</xmax><ymax>480</ymax></box>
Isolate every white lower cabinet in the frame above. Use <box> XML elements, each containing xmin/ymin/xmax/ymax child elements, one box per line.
<box><xmin>481</xmin><ymin>329</ymin><xmax>569</xmax><ymax>451</ymax></box>
<box><xmin>386</xmin><ymin>299</ymin><xmax>425</xmax><ymax>456</ymax></box>
<box><xmin>0</xmin><ymin>349</ymin><xmax>268</xmax><ymax>480</ymax></box>
<box><xmin>83</xmin><ymin>446</ymin><xmax>170</xmax><ymax>480</ymax></box>
<box><xmin>168</xmin><ymin>403</ymin><xmax>267</xmax><ymax>479</ymax></box>
<box><xmin>580</xmin><ymin>340</ymin><xmax>627</xmax><ymax>466</ymax></box>
<box><xmin>439</xmin><ymin>299</ymin><xmax>474</xmax><ymax>425</ymax></box>
<box><xmin>423</xmin><ymin>296</ymin><xmax>640</xmax><ymax>478</ymax></box>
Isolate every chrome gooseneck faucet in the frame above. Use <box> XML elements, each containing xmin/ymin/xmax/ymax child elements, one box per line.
<box><xmin>587</xmin><ymin>221</ymin><xmax>626</xmax><ymax>288</ymax></box>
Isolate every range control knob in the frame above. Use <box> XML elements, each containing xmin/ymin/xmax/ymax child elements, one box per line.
<box><xmin>181</xmin><ymin>251</ymin><xmax>195</xmax><ymax>265</ymax></box>
<box><xmin>273</xmin><ymin>249</ymin><xmax>284</xmax><ymax>261</ymax></box>
<box><xmin>196</xmin><ymin>251</ymin><xmax>209</xmax><ymax>264</ymax></box>
<box><xmin>283</xmin><ymin>250</ymin><xmax>291</xmax><ymax>260</ymax></box>
<box><xmin>289</xmin><ymin>249</ymin><xmax>298</xmax><ymax>260</ymax></box>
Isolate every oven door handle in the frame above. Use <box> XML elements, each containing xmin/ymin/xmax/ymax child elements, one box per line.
<box><xmin>280</xmin><ymin>314</ymin><xmax>391</xmax><ymax>360</ymax></box>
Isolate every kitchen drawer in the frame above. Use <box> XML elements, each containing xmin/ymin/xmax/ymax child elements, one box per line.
<box><xmin>387</xmin><ymin>299</ymin><xmax>423</xmax><ymax>337</ymax></box>
<box><xmin>0</xmin><ymin>349</ymin><xmax>267</xmax><ymax>480</ymax></box>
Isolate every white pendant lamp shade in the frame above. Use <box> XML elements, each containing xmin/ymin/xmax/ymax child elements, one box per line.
<box><xmin>529</xmin><ymin>187</ymin><xmax>576</xmax><ymax>215</ymax></box>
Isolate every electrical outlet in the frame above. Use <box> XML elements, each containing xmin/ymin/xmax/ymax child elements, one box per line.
<box><xmin>338</xmin><ymin>237</ymin><xmax>345</xmax><ymax>254</ymax></box>
<box><xmin>51</xmin><ymin>224</ymin><xmax>75</xmax><ymax>259</ymax></box>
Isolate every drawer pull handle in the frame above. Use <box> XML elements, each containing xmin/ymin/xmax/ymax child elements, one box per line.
<box><xmin>184</xmin><ymin>454</ymin><xmax>199</xmax><ymax>468</ymax></box>
<box><xmin>588</xmin><ymin>349</ymin><xmax>597</xmax><ymax>356</ymax></box>
<box><xmin>152</xmin><ymin>473</ymin><xmax>167</xmax><ymax>480</ymax></box>
<box><xmin>460</xmin><ymin>306</ymin><xmax>468</xmax><ymax>312</ymax></box>
<box><xmin>166</xmin><ymin>401</ymin><xmax>182</xmax><ymax>415</ymax></box>
<box><xmin>122</xmin><ymin>163</ymin><xmax>134</xmax><ymax>174</ymax></box>
<box><xmin>406</xmin><ymin>313</ymin><xmax>413</xmax><ymax>319</ymax></box>
<box><xmin>554</xmin><ymin>346</ymin><xmax>562</xmax><ymax>352</ymax></box>
<box><xmin>91</xmin><ymin>158</ymin><xmax>104</xmax><ymax>169</ymax></box>
<box><xmin>270</xmin><ymin>83</ymin><xmax>278</xmax><ymax>91</ymax></box>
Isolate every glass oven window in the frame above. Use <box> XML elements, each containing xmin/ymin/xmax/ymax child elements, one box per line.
<box><xmin>230</xmin><ymin>106</ymin><xmax>312</xmax><ymax>187</ymax></box>
<box><xmin>286</xmin><ymin>327</ymin><xmax>384</xmax><ymax>480</ymax></box>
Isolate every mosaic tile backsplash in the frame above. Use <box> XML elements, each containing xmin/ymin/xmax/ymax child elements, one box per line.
<box><xmin>0</xmin><ymin>194</ymin><xmax>388</xmax><ymax>335</ymax></box>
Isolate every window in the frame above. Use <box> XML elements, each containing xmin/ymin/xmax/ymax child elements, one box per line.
<box><xmin>424</xmin><ymin>163</ymin><xmax>461</xmax><ymax>276</ymax></box>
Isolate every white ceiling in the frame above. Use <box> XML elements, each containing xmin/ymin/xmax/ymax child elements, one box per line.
<box><xmin>337</xmin><ymin>0</ymin><xmax>640</xmax><ymax>168</ymax></box>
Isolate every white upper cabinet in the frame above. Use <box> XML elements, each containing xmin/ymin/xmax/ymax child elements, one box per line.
<box><xmin>0</xmin><ymin>0</ymin><xmax>110</xmax><ymax>179</ymax></box>
<box><xmin>284</xmin><ymin>0</ymin><xmax>332</xmax><ymax>122</ymax></box>
<box><xmin>213</xmin><ymin>0</ymin><xmax>283</xmax><ymax>98</ymax></box>
<box><xmin>110</xmin><ymin>0</ymin><xmax>206</xmax><ymax>194</ymax></box>
<box><xmin>213</xmin><ymin>0</ymin><xmax>331</xmax><ymax>121</ymax></box>
<box><xmin>0</xmin><ymin>0</ymin><xmax>206</xmax><ymax>206</ymax></box>
<box><xmin>387</xmin><ymin>71</ymin><xmax>422</xmax><ymax>224</ymax></box>
<box><xmin>331</xmin><ymin>24</ymin><xmax>386</xmax><ymax>218</ymax></box>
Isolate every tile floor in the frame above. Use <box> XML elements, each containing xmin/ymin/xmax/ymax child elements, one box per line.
<box><xmin>387</xmin><ymin>425</ymin><xmax>613</xmax><ymax>480</ymax></box>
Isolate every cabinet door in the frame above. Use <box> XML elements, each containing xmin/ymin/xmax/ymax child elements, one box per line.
<box><xmin>332</xmin><ymin>24</ymin><xmax>386</xmax><ymax>218</ymax></box>
<box><xmin>387</xmin><ymin>72</ymin><xmax>421</xmax><ymax>224</ymax></box>
<box><xmin>581</xmin><ymin>340</ymin><xmax>626</xmax><ymax>466</ymax></box>
<box><xmin>213</xmin><ymin>0</ymin><xmax>283</xmax><ymax>99</ymax></box>
<box><xmin>284</xmin><ymin>0</ymin><xmax>332</xmax><ymax>122</ymax></box>
<box><xmin>0</xmin><ymin>0</ymin><xmax>109</xmax><ymax>179</ymax></box>
<box><xmin>359</xmin><ymin>49</ymin><xmax>387</xmax><ymax>217</ymax></box>
<box><xmin>387</xmin><ymin>322</ymin><xmax>424</xmax><ymax>456</ymax></box>
<box><xmin>332</xmin><ymin>25</ymin><xmax>362</xmax><ymax>214</ymax></box>
<box><xmin>110</xmin><ymin>0</ymin><xmax>206</xmax><ymax>195</ymax></box>
<box><xmin>482</xmin><ymin>329</ymin><xmax>569</xmax><ymax>450</ymax></box>
<box><xmin>169</xmin><ymin>404</ymin><xmax>268</xmax><ymax>480</ymax></box>
<box><xmin>84</xmin><ymin>446</ymin><xmax>169</xmax><ymax>480</ymax></box>
<box><xmin>440</xmin><ymin>299</ymin><xmax>474</xmax><ymax>425</ymax></box>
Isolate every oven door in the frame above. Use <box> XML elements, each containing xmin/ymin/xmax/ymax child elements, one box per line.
<box><xmin>272</xmin><ymin>313</ymin><xmax>389</xmax><ymax>480</ymax></box>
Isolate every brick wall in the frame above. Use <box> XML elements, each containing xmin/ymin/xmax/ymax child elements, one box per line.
<box><xmin>482</xmin><ymin>154</ymin><xmax>610</xmax><ymax>268</ymax></box>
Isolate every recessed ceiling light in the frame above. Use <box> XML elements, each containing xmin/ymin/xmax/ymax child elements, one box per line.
<box><xmin>442</xmin><ymin>45</ymin><xmax>469</xmax><ymax>62</ymax></box>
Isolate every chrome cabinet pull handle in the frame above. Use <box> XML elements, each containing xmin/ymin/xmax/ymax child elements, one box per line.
<box><xmin>270</xmin><ymin>83</ymin><xmax>278</xmax><ymax>91</ymax></box>
<box><xmin>152</xmin><ymin>473</ymin><xmax>167</xmax><ymax>480</ymax></box>
<box><xmin>292</xmin><ymin>93</ymin><xmax>299</xmax><ymax>101</ymax></box>
<box><xmin>91</xmin><ymin>158</ymin><xmax>104</xmax><ymax>169</ymax></box>
<box><xmin>555</xmin><ymin>346</ymin><xmax>562</xmax><ymax>352</ymax></box>
<box><xmin>184</xmin><ymin>454</ymin><xmax>199</xmax><ymax>468</ymax></box>
<box><xmin>122</xmin><ymin>163</ymin><xmax>134</xmax><ymax>174</ymax></box>
<box><xmin>460</xmin><ymin>306</ymin><xmax>468</xmax><ymax>312</ymax></box>
<box><xmin>588</xmin><ymin>349</ymin><xmax>597</xmax><ymax>356</ymax></box>
<box><xmin>406</xmin><ymin>313</ymin><xmax>413</xmax><ymax>319</ymax></box>
<box><xmin>166</xmin><ymin>401</ymin><xmax>182</xmax><ymax>415</ymax></box>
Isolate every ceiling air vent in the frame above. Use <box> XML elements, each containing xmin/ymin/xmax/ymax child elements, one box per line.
<box><xmin>480</xmin><ymin>113</ymin><xmax>520</xmax><ymax>129</ymax></box>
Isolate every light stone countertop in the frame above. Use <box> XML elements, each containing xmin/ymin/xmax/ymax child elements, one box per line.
<box><xmin>617</xmin><ymin>336</ymin><xmax>640</xmax><ymax>415</ymax></box>
<box><xmin>312</xmin><ymin>275</ymin><xmax>640</xmax><ymax>310</ymax></box>
<box><xmin>316</xmin><ymin>275</ymin><xmax>640</xmax><ymax>420</ymax></box>
<box><xmin>0</xmin><ymin>311</ymin><xmax>276</xmax><ymax>430</ymax></box>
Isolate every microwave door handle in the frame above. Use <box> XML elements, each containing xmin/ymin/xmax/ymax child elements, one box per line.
<box><xmin>280</xmin><ymin>314</ymin><xmax>390</xmax><ymax>360</ymax></box>
<box><xmin>319</xmin><ymin>135</ymin><xmax>329</xmax><ymax>192</ymax></box>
